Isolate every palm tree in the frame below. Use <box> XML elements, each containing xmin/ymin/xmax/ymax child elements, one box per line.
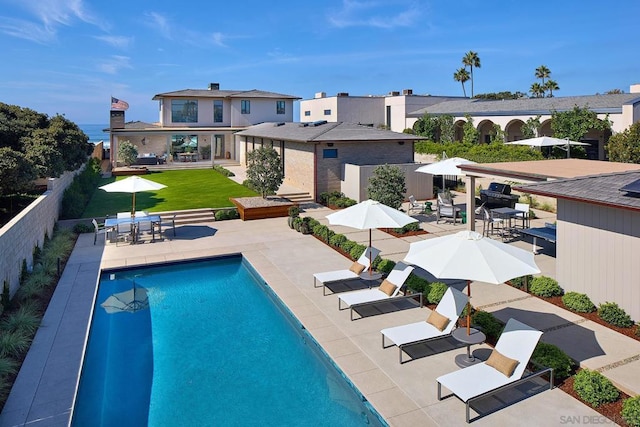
<box><xmin>462</xmin><ymin>51</ymin><xmax>481</xmax><ymax>97</ymax></box>
<box><xmin>535</xmin><ymin>65</ymin><xmax>551</xmax><ymax>86</ymax></box>
<box><xmin>544</xmin><ymin>79</ymin><xmax>559</xmax><ymax>97</ymax></box>
<box><xmin>453</xmin><ymin>67</ymin><xmax>471</xmax><ymax>97</ymax></box>
<box><xmin>529</xmin><ymin>83</ymin><xmax>545</xmax><ymax>98</ymax></box>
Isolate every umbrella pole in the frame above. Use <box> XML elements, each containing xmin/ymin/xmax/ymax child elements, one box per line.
<box><xmin>466</xmin><ymin>279</ymin><xmax>471</xmax><ymax>335</ymax></box>
<box><xmin>368</xmin><ymin>229</ymin><xmax>373</xmax><ymax>277</ymax></box>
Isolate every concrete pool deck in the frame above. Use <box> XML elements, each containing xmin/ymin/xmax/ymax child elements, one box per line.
<box><xmin>2</xmin><ymin>204</ymin><xmax>639</xmax><ymax>426</ymax></box>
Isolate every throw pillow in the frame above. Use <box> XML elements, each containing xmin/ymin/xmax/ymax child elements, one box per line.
<box><xmin>485</xmin><ymin>349</ymin><xmax>519</xmax><ymax>377</ymax></box>
<box><xmin>379</xmin><ymin>279</ymin><xmax>397</xmax><ymax>296</ymax></box>
<box><xmin>426</xmin><ymin>310</ymin><xmax>450</xmax><ymax>331</ymax></box>
<box><xmin>349</xmin><ymin>262</ymin><xmax>365</xmax><ymax>274</ymax></box>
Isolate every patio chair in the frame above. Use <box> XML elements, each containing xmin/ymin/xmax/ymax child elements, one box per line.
<box><xmin>380</xmin><ymin>287</ymin><xmax>468</xmax><ymax>363</ymax></box>
<box><xmin>313</xmin><ymin>247</ymin><xmax>381</xmax><ymax>295</ymax></box>
<box><xmin>436</xmin><ymin>192</ymin><xmax>461</xmax><ymax>224</ymax></box>
<box><xmin>481</xmin><ymin>208</ymin><xmax>505</xmax><ymax>240</ymax></box>
<box><xmin>92</xmin><ymin>219</ymin><xmax>109</xmax><ymax>245</ymax></box>
<box><xmin>437</xmin><ymin>318</ymin><xmax>551</xmax><ymax>423</ymax></box>
<box><xmin>514</xmin><ymin>203</ymin><xmax>530</xmax><ymax>229</ymax></box>
<box><xmin>338</xmin><ymin>262</ymin><xmax>422</xmax><ymax>320</ymax></box>
<box><xmin>161</xmin><ymin>213</ymin><xmax>177</xmax><ymax>238</ymax></box>
<box><xmin>408</xmin><ymin>195</ymin><xmax>426</xmax><ymax>214</ymax></box>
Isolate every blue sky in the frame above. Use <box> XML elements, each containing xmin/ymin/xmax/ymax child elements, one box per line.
<box><xmin>1</xmin><ymin>0</ymin><xmax>638</xmax><ymax>124</ymax></box>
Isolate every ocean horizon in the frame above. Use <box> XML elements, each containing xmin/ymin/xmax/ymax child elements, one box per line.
<box><xmin>79</xmin><ymin>124</ymin><xmax>109</xmax><ymax>144</ymax></box>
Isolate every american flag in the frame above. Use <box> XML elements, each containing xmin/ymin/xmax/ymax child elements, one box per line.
<box><xmin>111</xmin><ymin>96</ymin><xmax>129</xmax><ymax>110</ymax></box>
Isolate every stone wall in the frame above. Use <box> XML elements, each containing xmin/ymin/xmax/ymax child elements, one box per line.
<box><xmin>0</xmin><ymin>169</ymin><xmax>77</xmax><ymax>298</ymax></box>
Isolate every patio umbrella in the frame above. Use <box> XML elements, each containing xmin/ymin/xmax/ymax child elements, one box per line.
<box><xmin>505</xmin><ymin>136</ymin><xmax>589</xmax><ymax>158</ymax></box>
<box><xmin>326</xmin><ymin>199</ymin><xmax>417</xmax><ymax>276</ymax></box>
<box><xmin>101</xmin><ymin>285</ymin><xmax>149</xmax><ymax>314</ymax></box>
<box><xmin>404</xmin><ymin>230</ymin><xmax>540</xmax><ymax>334</ymax></box>
<box><xmin>415</xmin><ymin>157</ymin><xmax>476</xmax><ymax>190</ymax></box>
<box><xmin>99</xmin><ymin>176</ymin><xmax>167</xmax><ymax>216</ymax></box>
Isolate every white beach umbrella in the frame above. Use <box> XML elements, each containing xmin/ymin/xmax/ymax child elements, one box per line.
<box><xmin>326</xmin><ymin>199</ymin><xmax>418</xmax><ymax>275</ymax></box>
<box><xmin>415</xmin><ymin>157</ymin><xmax>476</xmax><ymax>190</ymax></box>
<box><xmin>404</xmin><ymin>230</ymin><xmax>540</xmax><ymax>334</ymax></box>
<box><xmin>505</xmin><ymin>136</ymin><xmax>589</xmax><ymax>158</ymax></box>
<box><xmin>99</xmin><ymin>176</ymin><xmax>167</xmax><ymax>216</ymax></box>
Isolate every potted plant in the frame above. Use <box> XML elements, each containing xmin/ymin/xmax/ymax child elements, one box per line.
<box><xmin>287</xmin><ymin>205</ymin><xmax>300</xmax><ymax>229</ymax></box>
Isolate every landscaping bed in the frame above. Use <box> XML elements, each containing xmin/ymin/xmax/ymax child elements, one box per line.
<box><xmin>380</xmin><ymin>227</ymin><xmax>428</xmax><ymax>238</ymax></box>
<box><xmin>231</xmin><ymin>196</ymin><xmax>294</xmax><ymax>221</ymax></box>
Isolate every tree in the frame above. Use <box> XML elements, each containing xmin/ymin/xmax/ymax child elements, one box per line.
<box><xmin>529</xmin><ymin>83</ymin><xmax>545</xmax><ymax>98</ymax></box>
<box><xmin>605</xmin><ymin>122</ymin><xmax>640</xmax><ymax>163</ymax></box>
<box><xmin>474</xmin><ymin>91</ymin><xmax>526</xmax><ymax>100</ymax></box>
<box><xmin>462</xmin><ymin>51</ymin><xmax>481</xmax><ymax>97</ymax></box>
<box><xmin>521</xmin><ymin>116</ymin><xmax>542</xmax><ymax>139</ymax></box>
<box><xmin>438</xmin><ymin>115</ymin><xmax>455</xmax><ymax>144</ymax></box>
<box><xmin>535</xmin><ymin>65</ymin><xmax>551</xmax><ymax>86</ymax></box>
<box><xmin>605</xmin><ymin>89</ymin><xmax>624</xmax><ymax>94</ymax></box>
<box><xmin>413</xmin><ymin>113</ymin><xmax>439</xmax><ymax>141</ymax></box>
<box><xmin>490</xmin><ymin>123</ymin><xmax>505</xmax><ymax>144</ymax></box>
<box><xmin>118</xmin><ymin>140</ymin><xmax>138</xmax><ymax>166</ymax></box>
<box><xmin>0</xmin><ymin>147</ymin><xmax>37</xmax><ymax>196</ymax></box>
<box><xmin>453</xmin><ymin>67</ymin><xmax>470</xmax><ymax>97</ymax></box>
<box><xmin>367</xmin><ymin>164</ymin><xmax>406</xmax><ymax>209</ymax></box>
<box><xmin>462</xmin><ymin>115</ymin><xmax>479</xmax><ymax>145</ymax></box>
<box><xmin>551</xmin><ymin>105</ymin><xmax>612</xmax><ymax>143</ymax></box>
<box><xmin>246</xmin><ymin>146</ymin><xmax>284</xmax><ymax>198</ymax></box>
<box><xmin>545</xmin><ymin>79</ymin><xmax>559</xmax><ymax>97</ymax></box>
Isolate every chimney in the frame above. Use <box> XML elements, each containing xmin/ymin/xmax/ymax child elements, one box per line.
<box><xmin>402</xmin><ymin>89</ymin><xmax>413</xmax><ymax>95</ymax></box>
<box><xmin>389</xmin><ymin>91</ymin><xmax>400</xmax><ymax>96</ymax></box>
<box><xmin>337</xmin><ymin>92</ymin><xmax>349</xmax><ymax>97</ymax></box>
<box><xmin>314</xmin><ymin>92</ymin><xmax>326</xmax><ymax>99</ymax></box>
<box><xmin>208</xmin><ymin>83</ymin><xmax>220</xmax><ymax>90</ymax></box>
<box><xmin>630</xmin><ymin>84</ymin><xmax>640</xmax><ymax>94</ymax></box>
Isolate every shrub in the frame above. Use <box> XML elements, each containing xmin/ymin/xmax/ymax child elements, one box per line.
<box><xmin>16</xmin><ymin>270</ymin><xmax>52</xmax><ymax>301</ymax></box>
<box><xmin>529</xmin><ymin>276</ymin><xmax>563</xmax><ymax>297</ymax></box>
<box><xmin>622</xmin><ymin>396</ymin><xmax>640</xmax><ymax>427</ymax></box>
<box><xmin>376</xmin><ymin>259</ymin><xmax>396</xmax><ymax>275</ymax></box>
<box><xmin>405</xmin><ymin>274</ymin><xmax>431</xmax><ymax>300</ymax></box>
<box><xmin>307</xmin><ymin>218</ymin><xmax>320</xmax><ymax>230</ymax></box>
<box><xmin>0</xmin><ymin>330</ymin><xmax>32</xmax><ymax>358</ymax></box>
<box><xmin>212</xmin><ymin>165</ymin><xmax>235</xmax><ymax>177</ymax></box>
<box><xmin>329</xmin><ymin>234</ymin><xmax>347</xmax><ymax>248</ymax></box>
<box><xmin>573</xmin><ymin>369</ymin><xmax>619</xmax><ymax>407</ymax></box>
<box><xmin>1</xmin><ymin>281</ymin><xmax>10</xmax><ymax>313</ymax></box>
<box><xmin>562</xmin><ymin>292</ymin><xmax>596</xmax><ymax>313</ymax></box>
<box><xmin>215</xmin><ymin>209</ymin><xmax>239</xmax><ymax>221</ymax></box>
<box><xmin>636</xmin><ymin>324</ymin><xmax>640</xmax><ymax>337</ymax></box>
<box><xmin>427</xmin><ymin>282</ymin><xmax>448</xmax><ymax>304</ymax></box>
<box><xmin>598</xmin><ymin>302</ymin><xmax>634</xmax><ymax>328</ymax></box>
<box><xmin>531</xmin><ymin>342</ymin><xmax>575</xmax><ymax>381</ymax></box>
<box><xmin>1</xmin><ymin>304</ymin><xmax>41</xmax><ymax>335</ymax></box>
<box><xmin>471</xmin><ymin>311</ymin><xmax>504</xmax><ymax>340</ymax></box>
<box><xmin>370</xmin><ymin>255</ymin><xmax>383</xmax><ymax>271</ymax></box>
<box><xmin>350</xmin><ymin>244</ymin><xmax>366</xmax><ymax>261</ymax></box>
<box><xmin>287</xmin><ymin>205</ymin><xmax>300</xmax><ymax>217</ymax></box>
<box><xmin>0</xmin><ymin>355</ymin><xmax>18</xmax><ymax>378</ymax></box>
<box><xmin>509</xmin><ymin>275</ymin><xmax>533</xmax><ymax>290</ymax></box>
<box><xmin>334</xmin><ymin>197</ymin><xmax>357</xmax><ymax>208</ymax></box>
<box><xmin>340</xmin><ymin>240</ymin><xmax>356</xmax><ymax>254</ymax></box>
<box><xmin>312</xmin><ymin>224</ymin><xmax>328</xmax><ymax>239</ymax></box>
<box><xmin>320</xmin><ymin>191</ymin><xmax>343</xmax><ymax>206</ymax></box>
<box><xmin>394</xmin><ymin>222</ymin><xmax>421</xmax><ymax>234</ymax></box>
<box><xmin>73</xmin><ymin>222</ymin><xmax>93</xmax><ymax>233</ymax></box>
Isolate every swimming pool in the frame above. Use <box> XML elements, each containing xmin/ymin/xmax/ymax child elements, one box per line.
<box><xmin>72</xmin><ymin>256</ymin><xmax>386</xmax><ymax>426</ymax></box>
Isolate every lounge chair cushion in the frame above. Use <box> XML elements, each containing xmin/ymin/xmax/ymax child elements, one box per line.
<box><xmin>427</xmin><ymin>310</ymin><xmax>450</xmax><ymax>332</ymax></box>
<box><xmin>485</xmin><ymin>349</ymin><xmax>519</xmax><ymax>377</ymax></box>
<box><xmin>349</xmin><ymin>262</ymin><xmax>365</xmax><ymax>274</ymax></box>
<box><xmin>379</xmin><ymin>279</ymin><xmax>397</xmax><ymax>296</ymax></box>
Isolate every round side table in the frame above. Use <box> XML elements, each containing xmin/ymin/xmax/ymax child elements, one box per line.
<box><xmin>452</xmin><ymin>327</ymin><xmax>486</xmax><ymax>368</ymax></box>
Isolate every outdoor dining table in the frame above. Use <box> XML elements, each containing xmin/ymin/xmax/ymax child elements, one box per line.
<box><xmin>105</xmin><ymin>213</ymin><xmax>162</xmax><ymax>243</ymax></box>
<box><xmin>490</xmin><ymin>207</ymin><xmax>522</xmax><ymax>230</ymax></box>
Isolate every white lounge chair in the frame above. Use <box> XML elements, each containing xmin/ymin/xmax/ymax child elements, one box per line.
<box><xmin>380</xmin><ymin>287</ymin><xmax>468</xmax><ymax>363</ymax></box>
<box><xmin>408</xmin><ymin>195</ymin><xmax>426</xmax><ymax>214</ymax></box>
<box><xmin>437</xmin><ymin>318</ymin><xmax>551</xmax><ymax>423</ymax></box>
<box><xmin>338</xmin><ymin>262</ymin><xmax>421</xmax><ymax>320</ymax></box>
<box><xmin>313</xmin><ymin>247</ymin><xmax>381</xmax><ymax>295</ymax></box>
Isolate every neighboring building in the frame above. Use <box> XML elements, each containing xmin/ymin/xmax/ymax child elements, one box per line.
<box><xmin>108</xmin><ymin>83</ymin><xmax>300</xmax><ymax>167</ymax></box>
<box><xmin>515</xmin><ymin>171</ymin><xmax>640</xmax><ymax>322</ymax></box>
<box><xmin>302</xmin><ymin>84</ymin><xmax>640</xmax><ymax>161</ymax></box>
<box><xmin>234</xmin><ymin>121</ymin><xmax>425</xmax><ymax>201</ymax></box>
<box><xmin>299</xmin><ymin>90</ymin><xmax>464</xmax><ymax>133</ymax></box>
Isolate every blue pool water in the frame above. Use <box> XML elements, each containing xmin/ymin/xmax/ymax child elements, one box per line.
<box><xmin>72</xmin><ymin>256</ymin><xmax>386</xmax><ymax>426</ymax></box>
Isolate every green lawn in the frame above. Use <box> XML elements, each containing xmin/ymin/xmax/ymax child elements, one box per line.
<box><xmin>82</xmin><ymin>169</ymin><xmax>257</xmax><ymax>217</ymax></box>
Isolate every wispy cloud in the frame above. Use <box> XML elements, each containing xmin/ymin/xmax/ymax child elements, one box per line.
<box><xmin>0</xmin><ymin>0</ymin><xmax>103</xmax><ymax>43</ymax></box>
<box><xmin>94</xmin><ymin>35</ymin><xmax>133</xmax><ymax>49</ymax></box>
<box><xmin>97</xmin><ymin>55</ymin><xmax>132</xmax><ymax>75</ymax></box>
<box><xmin>327</xmin><ymin>0</ymin><xmax>421</xmax><ymax>29</ymax></box>
<box><xmin>144</xmin><ymin>11</ymin><xmax>172</xmax><ymax>40</ymax></box>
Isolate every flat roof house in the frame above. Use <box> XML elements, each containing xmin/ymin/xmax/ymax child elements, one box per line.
<box><xmin>108</xmin><ymin>83</ymin><xmax>300</xmax><ymax>168</ymax></box>
<box><xmin>235</xmin><ymin>121</ymin><xmax>423</xmax><ymax>201</ymax></box>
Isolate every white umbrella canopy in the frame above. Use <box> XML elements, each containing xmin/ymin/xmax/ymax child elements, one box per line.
<box><xmin>101</xmin><ymin>286</ymin><xmax>149</xmax><ymax>314</ymax></box>
<box><xmin>326</xmin><ymin>199</ymin><xmax>418</xmax><ymax>274</ymax></box>
<box><xmin>99</xmin><ymin>176</ymin><xmax>167</xmax><ymax>216</ymax></box>
<box><xmin>415</xmin><ymin>157</ymin><xmax>476</xmax><ymax>190</ymax></box>
<box><xmin>404</xmin><ymin>230</ymin><xmax>540</xmax><ymax>334</ymax></box>
<box><xmin>505</xmin><ymin>136</ymin><xmax>589</xmax><ymax>158</ymax></box>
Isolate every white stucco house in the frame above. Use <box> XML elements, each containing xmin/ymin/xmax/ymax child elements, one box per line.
<box><xmin>108</xmin><ymin>83</ymin><xmax>300</xmax><ymax>167</ymax></box>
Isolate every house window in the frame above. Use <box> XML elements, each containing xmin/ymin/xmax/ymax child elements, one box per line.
<box><xmin>304</xmin><ymin>110</ymin><xmax>311</xmax><ymax>116</ymax></box>
<box><xmin>241</xmin><ymin>100</ymin><xmax>250</xmax><ymax>114</ymax></box>
<box><xmin>276</xmin><ymin>100</ymin><xmax>285</xmax><ymax>115</ymax></box>
<box><xmin>324</xmin><ymin>109</ymin><xmax>331</xmax><ymax>116</ymax></box>
<box><xmin>323</xmin><ymin>148</ymin><xmax>338</xmax><ymax>158</ymax></box>
<box><xmin>213</xmin><ymin>100</ymin><xmax>223</xmax><ymax>123</ymax></box>
<box><xmin>171</xmin><ymin>99</ymin><xmax>198</xmax><ymax>123</ymax></box>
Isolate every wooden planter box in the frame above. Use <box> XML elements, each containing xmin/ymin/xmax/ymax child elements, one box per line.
<box><xmin>230</xmin><ymin>197</ymin><xmax>294</xmax><ymax>221</ymax></box>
